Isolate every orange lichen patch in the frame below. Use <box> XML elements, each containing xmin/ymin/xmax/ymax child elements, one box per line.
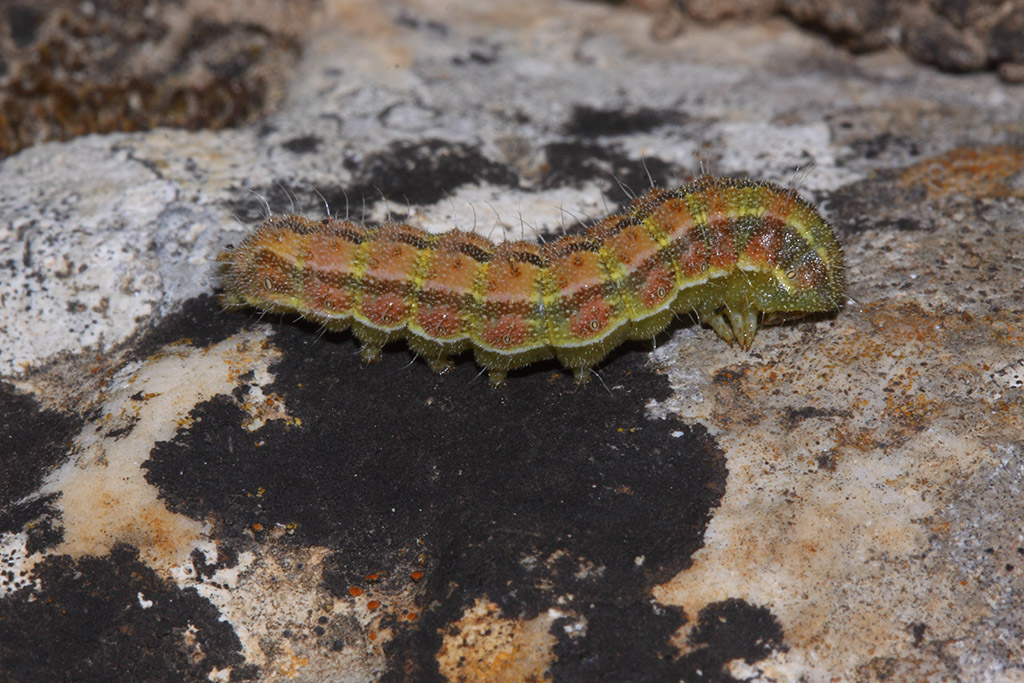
<box><xmin>688</xmin><ymin>294</ymin><xmax>1024</xmax><ymax>463</ymax></box>
<box><xmin>182</xmin><ymin>543</ymin><xmax>386</xmax><ymax>678</ymax></box>
<box><xmin>240</xmin><ymin>390</ymin><xmax>301</xmax><ymax>432</ymax></box>
<box><xmin>366</xmin><ymin>600</ymin><xmax>381</xmax><ymax>610</ymax></box>
<box><xmin>349</xmin><ymin>586</ymin><xmax>364</xmax><ymax>597</ymax></box>
<box><xmin>885</xmin><ymin>391</ymin><xmax>943</xmax><ymax>431</ymax></box>
<box><xmin>278</xmin><ymin>652</ymin><xmax>310</xmax><ymax>679</ymax></box>
<box><xmin>410</xmin><ymin>571</ymin><xmax>424</xmax><ymax>582</ymax></box>
<box><xmin>899</xmin><ymin>145</ymin><xmax>1024</xmax><ymax>199</ymax></box>
<box><xmin>861</xmin><ymin>301</ymin><xmax>993</xmax><ymax>351</ymax></box>
<box><xmin>436</xmin><ymin>599</ymin><xmax>558</xmax><ymax>683</ymax></box>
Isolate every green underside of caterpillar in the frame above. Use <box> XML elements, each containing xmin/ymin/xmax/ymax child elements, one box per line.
<box><xmin>225</xmin><ymin>267</ymin><xmax>841</xmax><ymax>385</ymax></box>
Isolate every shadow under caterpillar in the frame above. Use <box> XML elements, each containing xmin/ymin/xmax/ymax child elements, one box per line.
<box><xmin>219</xmin><ymin>175</ymin><xmax>844</xmax><ymax>385</ymax></box>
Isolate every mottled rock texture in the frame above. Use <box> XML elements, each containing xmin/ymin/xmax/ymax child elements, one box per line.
<box><xmin>2</xmin><ymin>0</ymin><xmax>1023</xmax><ymax>681</ymax></box>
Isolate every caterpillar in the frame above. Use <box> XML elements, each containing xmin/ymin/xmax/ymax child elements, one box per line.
<box><xmin>219</xmin><ymin>175</ymin><xmax>844</xmax><ymax>385</ymax></box>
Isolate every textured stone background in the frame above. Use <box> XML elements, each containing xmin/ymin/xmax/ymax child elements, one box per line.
<box><xmin>2</xmin><ymin>0</ymin><xmax>1023</xmax><ymax>681</ymax></box>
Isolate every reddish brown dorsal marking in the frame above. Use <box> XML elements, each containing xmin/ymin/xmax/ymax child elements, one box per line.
<box><xmin>219</xmin><ymin>176</ymin><xmax>844</xmax><ymax>385</ymax></box>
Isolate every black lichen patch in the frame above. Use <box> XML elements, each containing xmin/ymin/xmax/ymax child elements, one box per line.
<box><xmin>225</xmin><ymin>138</ymin><xmax>681</xmax><ymax>231</ymax></box>
<box><xmin>450</xmin><ymin>41</ymin><xmax>501</xmax><ymax>66</ymax></box>
<box><xmin>226</xmin><ymin>139</ymin><xmax>522</xmax><ymax>224</ymax></box>
<box><xmin>128</xmin><ymin>293</ymin><xmax>249</xmax><ymax>364</ymax></box>
<box><xmin>0</xmin><ymin>543</ymin><xmax>254</xmax><ymax>681</ymax></box>
<box><xmin>552</xmin><ymin>600</ymin><xmax>688</xmax><ymax>682</ymax></box>
<box><xmin>909</xmin><ymin>620</ymin><xmax>928</xmax><ymax>646</ymax></box>
<box><xmin>539</xmin><ymin>140</ymin><xmax>676</xmax><ymax>208</ymax></box>
<box><xmin>678</xmin><ymin>599</ymin><xmax>786</xmax><ymax>681</ymax></box>
<box><xmin>826</xmin><ymin>170</ymin><xmax>928</xmax><ymax>236</ymax></box>
<box><xmin>6</xmin><ymin>4</ymin><xmax>43</xmax><ymax>48</ymax></box>
<box><xmin>190</xmin><ymin>544</ymin><xmax>240</xmax><ymax>581</ymax></box>
<box><xmin>848</xmin><ymin>132</ymin><xmax>918</xmax><ymax>161</ymax></box>
<box><xmin>341</xmin><ymin>139</ymin><xmax>520</xmax><ymax>207</ymax></box>
<box><xmin>0</xmin><ymin>381</ymin><xmax>80</xmax><ymax>513</ymax></box>
<box><xmin>0</xmin><ymin>495</ymin><xmax>63</xmax><ymax>555</ymax></box>
<box><xmin>394</xmin><ymin>12</ymin><xmax>450</xmax><ymax>36</ymax></box>
<box><xmin>281</xmin><ymin>134</ymin><xmax>322</xmax><ymax>154</ymax></box>
<box><xmin>782</xmin><ymin>405</ymin><xmax>852</xmax><ymax>427</ymax></box>
<box><xmin>563</xmin><ymin>105</ymin><xmax>688</xmax><ymax>137</ymax></box>
<box><xmin>893</xmin><ymin>217</ymin><xmax>924</xmax><ymax>231</ymax></box>
<box><xmin>142</xmin><ymin>312</ymin><xmax>745</xmax><ymax>680</ymax></box>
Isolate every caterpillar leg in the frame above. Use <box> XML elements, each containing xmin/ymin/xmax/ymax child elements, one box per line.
<box><xmin>426</xmin><ymin>356</ymin><xmax>454</xmax><ymax>374</ymax></box>
<box><xmin>352</xmin><ymin>321</ymin><xmax>399</xmax><ymax>363</ymax></box>
<box><xmin>360</xmin><ymin>344</ymin><xmax>383</xmax><ymax>363</ymax></box>
<box><xmin>572</xmin><ymin>367</ymin><xmax>592</xmax><ymax>384</ymax></box>
<box><xmin>706</xmin><ymin>308</ymin><xmax>760</xmax><ymax>350</ymax></box>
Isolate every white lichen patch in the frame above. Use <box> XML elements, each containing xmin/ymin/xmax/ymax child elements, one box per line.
<box><xmin>0</xmin><ymin>135</ymin><xmax>229</xmax><ymax>376</ymax></box>
<box><xmin>32</xmin><ymin>329</ymin><xmax>284</xmax><ymax>568</ymax></box>
<box><xmin>992</xmin><ymin>359</ymin><xmax>1024</xmax><ymax>391</ymax></box>
<box><xmin>384</xmin><ymin>183</ymin><xmax>613</xmax><ymax>243</ymax></box>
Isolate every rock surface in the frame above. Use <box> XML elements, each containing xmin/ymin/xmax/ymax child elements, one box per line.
<box><xmin>2</xmin><ymin>0</ymin><xmax>1024</xmax><ymax>681</ymax></box>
